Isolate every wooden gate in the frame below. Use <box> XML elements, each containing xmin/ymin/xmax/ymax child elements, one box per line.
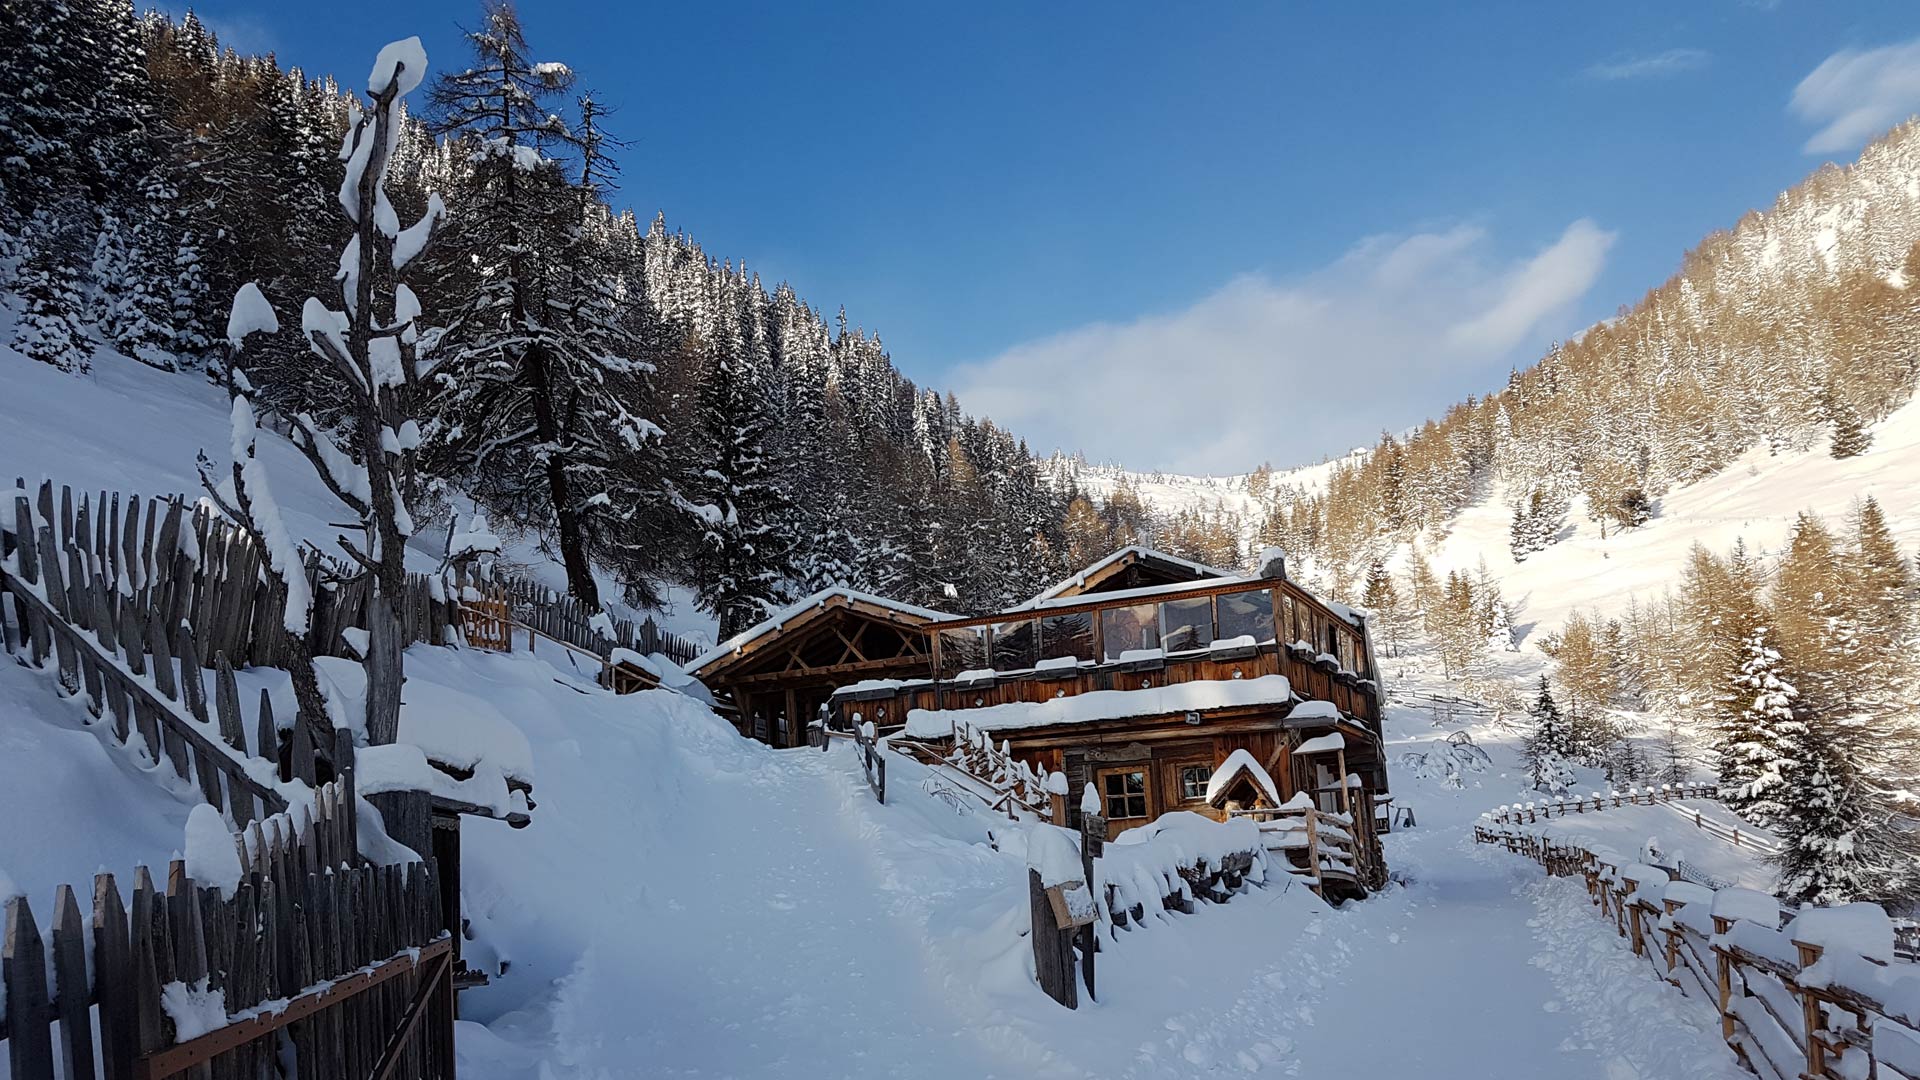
<box><xmin>460</xmin><ymin>588</ymin><xmax>513</xmax><ymax>653</ymax></box>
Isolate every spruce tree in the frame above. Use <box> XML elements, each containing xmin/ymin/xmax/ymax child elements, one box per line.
<box><xmin>687</xmin><ymin>335</ymin><xmax>792</xmax><ymax>638</ymax></box>
<box><xmin>1523</xmin><ymin>677</ymin><xmax>1575</xmax><ymax>794</ymax></box>
<box><xmin>1724</xmin><ymin>626</ymin><xmax>1803</xmax><ymax>827</ymax></box>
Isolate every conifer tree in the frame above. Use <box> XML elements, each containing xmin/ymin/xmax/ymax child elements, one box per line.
<box><xmin>1724</xmin><ymin>626</ymin><xmax>1804</xmax><ymax>827</ymax></box>
<box><xmin>1523</xmin><ymin>677</ymin><xmax>1575</xmax><ymax>793</ymax></box>
<box><xmin>426</xmin><ymin>0</ymin><xmax>645</xmax><ymax>614</ymax></box>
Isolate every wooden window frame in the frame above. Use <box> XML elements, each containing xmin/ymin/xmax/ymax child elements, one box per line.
<box><xmin>1096</xmin><ymin>764</ymin><xmax>1153</xmax><ymax>821</ymax></box>
<box><xmin>1175</xmin><ymin>761</ymin><xmax>1213</xmax><ymax>803</ymax></box>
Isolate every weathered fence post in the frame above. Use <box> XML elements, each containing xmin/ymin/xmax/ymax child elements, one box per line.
<box><xmin>1078</xmin><ymin>810</ymin><xmax>1105</xmax><ymax>1002</ymax></box>
<box><xmin>1028</xmin><ymin>868</ymin><xmax>1077</xmax><ymax>1010</ymax></box>
<box><xmin>4</xmin><ymin>895</ymin><xmax>57</xmax><ymax>1080</ymax></box>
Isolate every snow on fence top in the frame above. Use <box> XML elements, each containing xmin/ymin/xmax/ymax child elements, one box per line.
<box><xmin>904</xmin><ymin>674</ymin><xmax>1294</xmax><ymax>738</ymax></box>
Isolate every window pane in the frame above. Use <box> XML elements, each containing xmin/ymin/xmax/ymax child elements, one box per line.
<box><xmin>1040</xmin><ymin>610</ymin><xmax>1096</xmax><ymax>663</ymax></box>
<box><xmin>991</xmin><ymin>619</ymin><xmax>1037</xmax><ymax>672</ymax></box>
<box><xmin>937</xmin><ymin>627</ymin><xmax>988</xmax><ymax>677</ymax></box>
<box><xmin>1104</xmin><ymin>770</ymin><xmax>1149</xmax><ymax>819</ymax></box>
<box><xmin>1215</xmin><ymin>589</ymin><xmax>1275</xmax><ymax>644</ymax></box>
<box><xmin>1101</xmin><ymin>604</ymin><xmax>1160</xmax><ymax>660</ymax></box>
<box><xmin>1180</xmin><ymin>765</ymin><xmax>1212</xmax><ymax>801</ymax></box>
<box><xmin>1281</xmin><ymin>593</ymin><xmax>1300</xmax><ymax>644</ymax></box>
<box><xmin>1160</xmin><ymin>596</ymin><xmax>1214</xmax><ymax>653</ymax></box>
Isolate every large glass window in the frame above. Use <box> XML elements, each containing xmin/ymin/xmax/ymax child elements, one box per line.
<box><xmin>1160</xmin><ymin>596</ymin><xmax>1214</xmax><ymax>653</ymax></box>
<box><xmin>937</xmin><ymin>627</ymin><xmax>989</xmax><ymax>678</ymax></box>
<box><xmin>1215</xmin><ymin>589</ymin><xmax>1275</xmax><ymax>645</ymax></box>
<box><xmin>1100</xmin><ymin>603</ymin><xmax>1160</xmax><ymax>660</ymax></box>
<box><xmin>990</xmin><ymin>619</ymin><xmax>1037</xmax><ymax>672</ymax></box>
<box><xmin>1039</xmin><ymin>610</ymin><xmax>1096</xmax><ymax>664</ymax></box>
<box><xmin>1101</xmin><ymin>769</ymin><xmax>1149</xmax><ymax>820</ymax></box>
<box><xmin>1280</xmin><ymin>593</ymin><xmax>1301</xmax><ymax>645</ymax></box>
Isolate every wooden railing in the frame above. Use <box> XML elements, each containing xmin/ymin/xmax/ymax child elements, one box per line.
<box><xmin>885</xmin><ymin>720</ymin><xmax>1052</xmax><ymax>821</ymax></box>
<box><xmin>1</xmin><ymin>532</ymin><xmax>304</xmax><ymax>826</ymax></box>
<box><xmin>1236</xmin><ymin>797</ymin><xmax>1384</xmax><ymax>896</ymax></box>
<box><xmin>1477</xmin><ymin>827</ymin><xmax>1920</xmax><ymax>1080</ymax></box>
<box><xmin>1487</xmin><ymin>785</ymin><xmax>1781</xmax><ymax>855</ymax></box>
<box><xmin>1</xmin><ymin>780</ymin><xmax>454</xmax><ymax>1080</ymax></box>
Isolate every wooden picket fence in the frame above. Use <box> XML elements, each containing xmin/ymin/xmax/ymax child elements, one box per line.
<box><xmin>1</xmin><ymin>780</ymin><xmax>454</xmax><ymax>1080</ymax></box>
<box><xmin>1478</xmin><ymin>825</ymin><xmax>1920</xmax><ymax>1080</ymax></box>
<box><xmin>3</xmin><ymin>477</ymin><xmax>460</xmax><ymax>672</ymax></box>
<box><xmin>0</xmin><ymin>486</ymin><xmax>382</xmax><ymax>820</ymax></box>
<box><xmin>475</xmin><ymin>569</ymin><xmax>700</xmax><ymax>667</ymax></box>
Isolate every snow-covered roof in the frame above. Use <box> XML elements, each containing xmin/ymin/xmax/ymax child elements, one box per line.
<box><xmin>690</xmin><ymin>587</ymin><xmax>953</xmax><ymax>674</ymax></box>
<box><xmin>1205</xmin><ymin>748</ymin><xmax>1282</xmax><ymax>807</ymax></box>
<box><xmin>1286</xmin><ymin>699</ymin><xmax>1341</xmax><ymax>723</ymax></box>
<box><xmin>1016</xmin><ymin>545</ymin><xmax>1239</xmax><ymax>610</ymax></box>
<box><xmin>1294</xmin><ymin>732</ymin><xmax>1346</xmax><ymax>756</ymax></box>
<box><xmin>903</xmin><ymin>675</ymin><xmax>1292</xmax><ymax>738</ymax></box>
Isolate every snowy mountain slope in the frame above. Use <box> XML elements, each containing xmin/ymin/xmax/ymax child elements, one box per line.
<box><xmin>1418</xmin><ymin>395</ymin><xmax>1920</xmax><ymax>648</ymax></box>
<box><xmin>1091</xmin><ymin>390</ymin><xmax>1920</xmax><ymax>655</ymax></box>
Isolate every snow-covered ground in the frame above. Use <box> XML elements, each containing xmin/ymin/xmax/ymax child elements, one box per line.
<box><xmin>0</xmin><ymin>344</ymin><xmax>1773</xmax><ymax>1078</ymax></box>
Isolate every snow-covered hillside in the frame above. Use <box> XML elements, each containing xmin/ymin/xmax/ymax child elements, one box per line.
<box><xmin>0</xmin><ymin>340</ymin><xmax>1770</xmax><ymax>1079</ymax></box>
<box><xmin>1101</xmin><ymin>393</ymin><xmax>1920</xmax><ymax>655</ymax></box>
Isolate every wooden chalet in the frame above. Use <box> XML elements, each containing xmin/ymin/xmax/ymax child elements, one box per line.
<box><xmin>690</xmin><ymin>587</ymin><xmax>952</xmax><ymax>747</ymax></box>
<box><xmin>828</xmin><ymin>548</ymin><xmax>1390</xmax><ymax>896</ymax></box>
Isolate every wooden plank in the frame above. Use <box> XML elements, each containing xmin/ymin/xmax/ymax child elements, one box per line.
<box><xmin>256</xmin><ymin>691</ymin><xmax>277</xmax><ymax>782</ymax></box>
<box><xmin>95</xmin><ymin>873</ymin><xmax>137</xmax><ymax>1080</ymax></box>
<box><xmin>4</xmin><ymin>895</ymin><xmax>57</xmax><ymax>1080</ymax></box>
<box><xmin>52</xmin><ymin>884</ymin><xmax>99</xmax><ymax>1080</ymax></box>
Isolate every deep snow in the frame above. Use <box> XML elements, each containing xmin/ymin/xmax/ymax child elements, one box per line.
<box><xmin>0</xmin><ymin>346</ymin><xmax>1770</xmax><ymax>1078</ymax></box>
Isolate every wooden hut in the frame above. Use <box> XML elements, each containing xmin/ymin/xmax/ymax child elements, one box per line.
<box><xmin>827</xmin><ymin>548</ymin><xmax>1388</xmax><ymax>893</ymax></box>
<box><xmin>690</xmin><ymin>587</ymin><xmax>951</xmax><ymax>747</ymax></box>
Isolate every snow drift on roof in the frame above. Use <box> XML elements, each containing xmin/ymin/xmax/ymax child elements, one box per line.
<box><xmin>904</xmin><ymin>675</ymin><xmax>1292</xmax><ymax>737</ymax></box>
<box><xmin>1205</xmin><ymin>748</ymin><xmax>1282</xmax><ymax>807</ymax></box>
<box><xmin>690</xmin><ymin>587</ymin><xmax>953</xmax><ymax>673</ymax></box>
<box><xmin>1017</xmin><ymin>545</ymin><xmax>1238</xmax><ymax>610</ymax></box>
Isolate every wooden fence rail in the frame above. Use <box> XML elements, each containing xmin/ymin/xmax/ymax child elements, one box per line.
<box><xmin>1487</xmin><ymin>784</ymin><xmax>1783</xmax><ymax>855</ymax></box>
<box><xmin>2</xmin><ymin>780</ymin><xmax>454</xmax><ymax>1080</ymax></box>
<box><xmin>1477</xmin><ymin>824</ymin><xmax>1920</xmax><ymax>1080</ymax></box>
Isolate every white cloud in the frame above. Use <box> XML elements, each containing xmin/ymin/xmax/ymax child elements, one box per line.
<box><xmin>1585</xmin><ymin>48</ymin><xmax>1711</xmax><ymax>82</ymax></box>
<box><xmin>949</xmin><ymin>220</ymin><xmax>1615</xmax><ymax>475</ymax></box>
<box><xmin>1791</xmin><ymin>37</ymin><xmax>1920</xmax><ymax>154</ymax></box>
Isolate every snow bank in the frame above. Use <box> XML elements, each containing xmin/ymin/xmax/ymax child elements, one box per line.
<box><xmin>1095</xmin><ymin>812</ymin><xmax>1268</xmax><ymax>927</ymax></box>
<box><xmin>184</xmin><ymin>804</ymin><xmax>242</xmax><ymax>899</ymax></box>
<box><xmin>905</xmin><ymin>675</ymin><xmax>1292</xmax><ymax>737</ymax></box>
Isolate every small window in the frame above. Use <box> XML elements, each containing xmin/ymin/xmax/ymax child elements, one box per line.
<box><xmin>1280</xmin><ymin>593</ymin><xmax>1300</xmax><ymax>643</ymax></box>
<box><xmin>1178</xmin><ymin>764</ymin><xmax>1213</xmax><ymax>802</ymax></box>
<box><xmin>1102</xmin><ymin>769</ymin><xmax>1149</xmax><ymax>820</ymax></box>
<box><xmin>1160</xmin><ymin>596</ymin><xmax>1214</xmax><ymax>653</ymax></box>
<box><xmin>1101</xmin><ymin>603</ymin><xmax>1160</xmax><ymax>660</ymax></box>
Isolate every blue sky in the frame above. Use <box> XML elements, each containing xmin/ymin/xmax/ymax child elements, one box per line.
<box><xmin>188</xmin><ymin>1</ymin><xmax>1920</xmax><ymax>472</ymax></box>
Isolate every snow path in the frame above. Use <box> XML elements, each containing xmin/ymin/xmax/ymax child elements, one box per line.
<box><xmin>452</xmin><ymin>661</ymin><xmax>1021</xmax><ymax>1080</ymax></box>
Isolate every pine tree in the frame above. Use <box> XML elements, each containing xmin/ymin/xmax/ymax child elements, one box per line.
<box><xmin>426</xmin><ymin>0</ymin><xmax>635</xmax><ymax>614</ymax></box>
<box><xmin>1523</xmin><ymin>677</ymin><xmax>1575</xmax><ymax>793</ymax></box>
<box><xmin>687</xmin><ymin>334</ymin><xmax>792</xmax><ymax>638</ymax></box>
<box><xmin>1724</xmin><ymin>627</ymin><xmax>1803</xmax><ymax>827</ymax></box>
<box><xmin>10</xmin><ymin>201</ymin><xmax>92</xmax><ymax>370</ymax></box>
<box><xmin>1774</xmin><ymin>734</ymin><xmax>1871</xmax><ymax>905</ymax></box>
<box><xmin>1360</xmin><ymin>560</ymin><xmax>1408</xmax><ymax>657</ymax></box>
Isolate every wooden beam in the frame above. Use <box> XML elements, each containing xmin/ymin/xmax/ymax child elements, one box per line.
<box><xmin>718</xmin><ymin>654</ymin><xmax>933</xmax><ymax>687</ymax></box>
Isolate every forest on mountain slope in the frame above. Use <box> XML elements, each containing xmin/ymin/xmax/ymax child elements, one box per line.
<box><xmin>5</xmin><ymin>0</ymin><xmax>1920</xmax><ymax>643</ymax></box>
